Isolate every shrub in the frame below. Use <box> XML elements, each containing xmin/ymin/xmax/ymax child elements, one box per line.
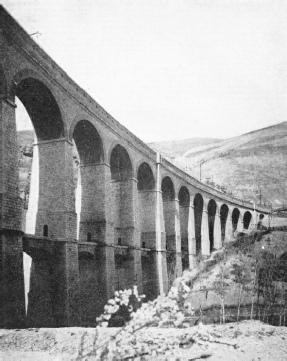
<box><xmin>77</xmin><ymin>280</ymin><xmax>193</xmax><ymax>360</ymax></box>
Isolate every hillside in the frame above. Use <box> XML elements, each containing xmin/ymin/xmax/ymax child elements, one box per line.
<box><xmin>183</xmin><ymin>229</ymin><xmax>287</xmax><ymax>318</ymax></box>
<box><xmin>149</xmin><ymin>122</ymin><xmax>287</xmax><ymax>206</ymax></box>
<box><xmin>17</xmin><ymin>122</ymin><xmax>287</xmax><ymax>206</ymax></box>
<box><xmin>148</xmin><ymin>138</ymin><xmax>221</xmax><ymax>160</ymax></box>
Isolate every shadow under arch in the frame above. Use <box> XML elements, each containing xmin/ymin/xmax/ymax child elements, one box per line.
<box><xmin>194</xmin><ymin>193</ymin><xmax>204</xmax><ymax>254</ymax></box>
<box><xmin>71</xmin><ymin>119</ymin><xmax>105</xmax><ymax>242</ymax></box>
<box><xmin>161</xmin><ymin>176</ymin><xmax>176</xmax><ymax>289</ymax></box>
<box><xmin>110</xmin><ymin>144</ymin><xmax>133</xmax><ymax>181</ymax></box>
<box><xmin>110</xmin><ymin>144</ymin><xmax>136</xmax><ymax>290</ymax></box>
<box><xmin>220</xmin><ymin>204</ymin><xmax>229</xmax><ymax>242</ymax></box>
<box><xmin>13</xmin><ymin>75</ymin><xmax>65</xmax><ymax>141</ymax></box>
<box><xmin>243</xmin><ymin>211</ymin><xmax>252</xmax><ymax>230</ymax></box>
<box><xmin>178</xmin><ymin>186</ymin><xmax>190</xmax><ymax>270</ymax></box>
<box><xmin>137</xmin><ymin>162</ymin><xmax>157</xmax><ymax>299</ymax></box>
<box><xmin>137</xmin><ymin>162</ymin><xmax>155</xmax><ymax>190</ymax></box>
<box><xmin>73</xmin><ymin>119</ymin><xmax>104</xmax><ymax>165</ymax></box>
<box><xmin>161</xmin><ymin>176</ymin><xmax>175</xmax><ymax>201</ymax></box>
<box><xmin>232</xmin><ymin>208</ymin><xmax>240</xmax><ymax>231</ymax></box>
<box><xmin>207</xmin><ymin>199</ymin><xmax>217</xmax><ymax>252</ymax></box>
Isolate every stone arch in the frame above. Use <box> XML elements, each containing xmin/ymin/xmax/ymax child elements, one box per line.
<box><xmin>220</xmin><ymin>204</ymin><xmax>229</xmax><ymax>242</ymax></box>
<box><xmin>194</xmin><ymin>193</ymin><xmax>204</xmax><ymax>254</ymax></box>
<box><xmin>110</xmin><ymin>142</ymin><xmax>137</xmax><ymax>286</ymax></box>
<box><xmin>69</xmin><ymin>115</ymin><xmax>107</xmax><ymax>160</ymax></box>
<box><xmin>137</xmin><ymin>162</ymin><xmax>157</xmax><ymax>295</ymax></box>
<box><xmin>161</xmin><ymin>176</ymin><xmax>175</xmax><ymax>201</ymax></box>
<box><xmin>243</xmin><ymin>211</ymin><xmax>252</xmax><ymax>230</ymax></box>
<box><xmin>110</xmin><ymin>144</ymin><xmax>133</xmax><ymax>181</ymax></box>
<box><xmin>71</xmin><ymin>120</ymin><xmax>105</xmax><ymax>241</ymax></box>
<box><xmin>232</xmin><ymin>208</ymin><xmax>240</xmax><ymax>231</ymax></box>
<box><xmin>207</xmin><ymin>199</ymin><xmax>217</xmax><ymax>252</ymax></box>
<box><xmin>178</xmin><ymin>186</ymin><xmax>190</xmax><ymax>270</ymax></box>
<box><xmin>11</xmin><ymin>71</ymin><xmax>69</xmax><ymax>242</ymax></box>
<box><xmin>137</xmin><ymin>162</ymin><xmax>155</xmax><ymax>190</ymax></box>
<box><xmin>72</xmin><ymin>119</ymin><xmax>104</xmax><ymax>165</ymax></box>
<box><xmin>162</xmin><ymin>176</ymin><xmax>177</xmax><ymax>288</ymax></box>
<box><xmin>178</xmin><ymin>186</ymin><xmax>190</xmax><ymax>207</ymax></box>
<box><xmin>11</xmin><ymin>69</ymin><xmax>66</xmax><ymax>140</ymax></box>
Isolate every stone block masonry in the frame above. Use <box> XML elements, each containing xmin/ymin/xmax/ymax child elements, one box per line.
<box><xmin>0</xmin><ymin>98</ymin><xmax>26</xmax><ymax>328</ymax></box>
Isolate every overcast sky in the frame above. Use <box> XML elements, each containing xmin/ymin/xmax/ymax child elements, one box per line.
<box><xmin>3</xmin><ymin>0</ymin><xmax>287</xmax><ymax>142</ymax></box>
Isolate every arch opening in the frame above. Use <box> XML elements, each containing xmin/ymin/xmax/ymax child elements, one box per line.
<box><xmin>110</xmin><ymin>144</ymin><xmax>135</xmax><ymax>293</ymax></box>
<box><xmin>110</xmin><ymin>145</ymin><xmax>132</xmax><ymax>181</ymax></box>
<box><xmin>220</xmin><ymin>204</ymin><xmax>229</xmax><ymax>242</ymax></box>
<box><xmin>161</xmin><ymin>177</ymin><xmax>175</xmax><ymax>201</ymax></box>
<box><xmin>14</xmin><ymin>93</ymin><xmax>40</xmax><ymax>320</ymax></box>
<box><xmin>208</xmin><ymin>199</ymin><xmax>217</xmax><ymax>252</ymax></box>
<box><xmin>23</xmin><ymin>252</ymin><xmax>32</xmax><ymax>316</ymax></box>
<box><xmin>72</xmin><ymin>120</ymin><xmax>105</xmax><ymax>241</ymax></box>
<box><xmin>178</xmin><ymin>186</ymin><xmax>190</xmax><ymax>271</ymax></box>
<box><xmin>178</xmin><ymin>186</ymin><xmax>190</xmax><ymax>207</ymax></box>
<box><xmin>73</xmin><ymin>120</ymin><xmax>104</xmax><ymax>165</ymax></box>
<box><xmin>194</xmin><ymin>193</ymin><xmax>204</xmax><ymax>254</ymax></box>
<box><xmin>243</xmin><ymin>211</ymin><xmax>252</xmax><ymax>229</ymax></box>
<box><xmin>162</xmin><ymin>177</ymin><xmax>176</xmax><ymax>288</ymax></box>
<box><xmin>137</xmin><ymin>162</ymin><xmax>155</xmax><ymax>190</ymax></box>
<box><xmin>16</xmin><ymin>78</ymin><xmax>64</xmax><ymax>141</ymax></box>
<box><xmin>232</xmin><ymin>208</ymin><xmax>240</xmax><ymax>231</ymax></box>
<box><xmin>15</xmin><ymin>96</ymin><xmax>39</xmax><ymax>235</ymax></box>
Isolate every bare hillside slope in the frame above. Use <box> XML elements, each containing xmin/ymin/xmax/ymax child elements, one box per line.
<box><xmin>150</xmin><ymin>122</ymin><xmax>287</xmax><ymax>206</ymax></box>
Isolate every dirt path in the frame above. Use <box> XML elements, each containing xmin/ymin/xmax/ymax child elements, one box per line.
<box><xmin>0</xmin><ymin>320</ymin><xmax>286</xmax><ymax>360</ymax></box>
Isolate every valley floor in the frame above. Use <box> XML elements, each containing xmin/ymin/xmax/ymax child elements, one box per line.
<box><xmin>0</xmin><ymin>320</ymin><xmax>286</xmax><ymax>360</ymax></box>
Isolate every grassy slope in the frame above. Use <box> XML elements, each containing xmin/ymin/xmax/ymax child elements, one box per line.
<box><xmin>183</xmin><ymin>230</ymin><xmax>287</xmax><ymax>314</ymax></box>
<box><xmin>148</xmin><ymin>138</ymin><xmax>221</xmax><ymax>159</ymax></box>
<box><xmin>150</xmin><ymin>122</ymin><xmax>287</xmax><ymax>206</ymax></box>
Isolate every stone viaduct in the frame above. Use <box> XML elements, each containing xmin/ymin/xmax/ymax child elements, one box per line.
<box><xmin>0</xmin><ymin>7</ymin><xmax>269</xmax><ymax>328</ymax></box>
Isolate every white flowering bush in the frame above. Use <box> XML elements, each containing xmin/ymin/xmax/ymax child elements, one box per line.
<box><xmin>77</xmin><ymin>279</ymin><xmax>194</xmax><ymax>360</ymax></box>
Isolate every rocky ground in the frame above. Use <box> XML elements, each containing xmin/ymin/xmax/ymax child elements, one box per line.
<box><xmin>0</xmin><ymin>320</ymin><xmax>286</xmax><ymax>360</ymax></box>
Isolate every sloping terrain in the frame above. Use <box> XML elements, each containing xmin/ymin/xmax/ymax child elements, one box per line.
<box><xmin>150</xmin><ymin>122</ymin><xmax>287</xmax><ymax>206</ymax></box>
<box><xmin>148</xmin><ymin>137</ymin><xmax>221</xmax><ymax>160</ymax></box>
<box><xmin>182</xmin><ymin>229</ymin><xmax>287</xmax><ymax>323</ymax></box>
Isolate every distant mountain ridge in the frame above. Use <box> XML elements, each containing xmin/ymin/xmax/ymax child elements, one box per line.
<box><xmin>149</xmin><ymin>122</ymin><xmax>287</xmax><ymax>206</ymax></box>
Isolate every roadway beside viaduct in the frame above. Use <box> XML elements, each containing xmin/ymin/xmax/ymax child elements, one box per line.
<box><xmin>0</xmin><ymin>6</ymin><xmax>268</xmax><ymax>328</ymax></box>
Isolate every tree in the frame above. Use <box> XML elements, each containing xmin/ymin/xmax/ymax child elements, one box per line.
<box><xmin>212</xmin><ymin>250</ymin><xmax>230</xmax><ymax>324</ymax></box>
<box><xmin>230</xmin><ymin>261</ymin><xmax>252</xmax><ymax>321</ymax></box>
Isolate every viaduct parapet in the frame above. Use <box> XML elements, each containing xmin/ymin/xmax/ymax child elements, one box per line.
<box><xmin>0</xmin><ymin>6</ymin><xmax>269</xmax><ymax>328</ymax></box>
